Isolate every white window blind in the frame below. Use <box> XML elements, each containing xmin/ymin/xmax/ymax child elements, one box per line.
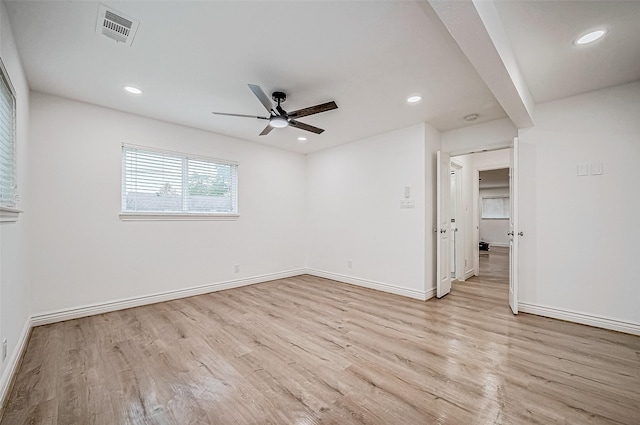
<box><xmin>122</xmin><ymin>145</ymin><xmax>238</xmax><ymax>215</ymax></box>
<box><xmin>0</xmin><ymin>59</ymin><xmax>16</xmax><ymax>208</ymax></box>
<box><xmin>481</xmin><ymin>196</ymin><xmax>510</xmax><ymax>219</ymax></box>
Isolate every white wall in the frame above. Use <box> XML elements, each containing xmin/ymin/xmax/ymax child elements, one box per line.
<box><xmin>518</xmin><ymin>81</ymin><xmax>640</xmax><ymax>327</ymax></box>
<box><xmin>0</xmin><ymin>0</ymin><xmax>31</xmax><ymax>398</ymax></box>
<box><xmin>442</xmin><ymin>117</ymin><xmax>516</xmax><ymax>155</ymax></box>
<box><xmin>306</xmin><ymin>123</ymin><xmax>440</xmax><ymax>299</ymax></box>
<box><xmin>28</xmin><ymin>92</ymin><xmax>307</xmax><ymax>314</ymax></box>
<box><xmin>479</xmin><ymin>187</ymin><xmax>509</xmax><ymax>247</ymax></box>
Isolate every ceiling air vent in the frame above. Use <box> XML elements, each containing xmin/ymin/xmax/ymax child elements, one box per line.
<box><xmin>95</xmin><ymin>4</ymin><xmax>139</xmax><ymax>47</ymax></box>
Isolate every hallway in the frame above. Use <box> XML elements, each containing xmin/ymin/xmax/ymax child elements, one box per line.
<box><xmin>476</xmin><ymin>246</ymin><xmax>509</xmax><ymax>284</ymax></box>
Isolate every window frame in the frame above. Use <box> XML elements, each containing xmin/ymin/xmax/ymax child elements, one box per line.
<box><xmin>120</xmin><ymin>143</ymin><xmax>239</xmax><ymax>221</ymax></box>
<box><xmin>0</xmin><ymin>57</ymin><xmax>21</xmax><ymax>222</ymax></box>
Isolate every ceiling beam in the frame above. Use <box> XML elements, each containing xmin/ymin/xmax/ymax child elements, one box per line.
<box><xmin>427</xmin><ymin>0</ymin><xmax>534</xmax><ymax>128</ymax></box>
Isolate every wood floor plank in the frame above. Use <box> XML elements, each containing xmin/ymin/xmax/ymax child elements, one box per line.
<box><xmin>1</xmin><ymin>250</ymin><xmax>639</xmax><ymax>424</ymax></box>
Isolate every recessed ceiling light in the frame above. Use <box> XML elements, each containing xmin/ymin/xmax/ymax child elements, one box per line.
<box><xmin>575</xmin><ymin>29</ymin><xmax>606</xmax><ymax>45</ymax></box>
<box><xmin>464</xmin><ymin>113</ymin><xmax>479</xmax><ymax>122</ymax></box>
<box><xmin>407</xmin><ymin>95</ymin><xmax>422</xmax><ymax>103</ymax></box>
<box><xmin>124</xmin><ymin>86</ymin><xmax>143</xmax><ymax>95</ymax></box>
<box><xmin>297</xmin><ymin>137</ymin><xmax>307</xmax><ymax>142</ymax></box>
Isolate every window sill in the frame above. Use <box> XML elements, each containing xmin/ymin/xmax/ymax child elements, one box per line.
<box><xmin>0</xmin><ymin>206</ymin><xmax>23</xmax><ymax>223</ymax></box>
<box><xmin>119</xmin><ymin>212</ymin><xmax>239</xmax><ymax>221</ymax></box>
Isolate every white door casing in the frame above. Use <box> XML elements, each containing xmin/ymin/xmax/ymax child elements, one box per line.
<box><xmin>436</xmin><ymin>151</ymin><xmax>452</xmax><ymax>298</ymax></box>
<box><xmin>508</xmin><ymin>137</ymin><xmax>519</xmax><ymax>314</ymax></box>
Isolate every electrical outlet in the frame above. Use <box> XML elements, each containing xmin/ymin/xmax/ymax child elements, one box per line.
<box><xmin>347</xmin><ymin>260</ymin><xmax>353</xmax><ymax>269</ymax></box>
<box><xmin>2</xmin><ymin>338</ymin><xmax>7</xmax><ymax>361</ymax></box>
<box><xmin>234</xmin><ymin>264</ymin><xmax>240</xmax><ymax>273</ymax></box>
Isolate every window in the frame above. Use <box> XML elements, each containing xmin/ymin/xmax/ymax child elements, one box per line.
<box><xmin>0</xmin><ymin>58</ymin><xmax>17</xmax><ymax>211</ymax></box>
<box><xmin>481</xmin><ymin>196</ymin><xmax>510</xmax><ymax>219</ymax></box>
<box><xmin>121</xmin><ymin>144</ymin><xmax>238</xmax><ymax>220</ymax></box>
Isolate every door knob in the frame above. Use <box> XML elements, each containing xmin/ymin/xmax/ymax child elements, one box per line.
<box><xmin>440</xmin><ymin>228</ymin><xmax>447</xmax><ymax>233</ymax></box>
<box><xmin>507</xmin><ymin>231</ymin><xmax>514</xmax><ymax>236</ymax></box>
<box><xmin>518</xmin><ymin>231</ymin><xmax>524</xmax><ymax>236</ymax></box>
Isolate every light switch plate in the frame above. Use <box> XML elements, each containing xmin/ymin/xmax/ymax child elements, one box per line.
<box><xmin>577</xmin><ymin>163</ymin><xmax>589</xmax><ymax>176</ymax></box>
<box><xmin>591</xmin><ymin>162</ymin><xmax>603</xmax><ymax>175</ymax></box>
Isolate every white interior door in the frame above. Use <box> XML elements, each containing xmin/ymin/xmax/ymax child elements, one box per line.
<box><xmin>508</xmin><ymin>138</ymin><xmax>519</xmax><ymax>314</ymax></box>
<box><xmin>436</xmin><ymin>151</ymin><xmax>451</xmax><ymax>298</ymax></box>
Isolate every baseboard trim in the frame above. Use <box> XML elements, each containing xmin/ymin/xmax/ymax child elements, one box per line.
<box><xmin>519</xmin><ymin>302</ymin><xmax>640</xmax><ymax>336</ymax></box>
<box><xmin>464</xmin><ymin>269</ymin><xmax>475</xmax><ymax>280</ymax></box>
<box><xmin>0</xmin><ymin>318</ymin><xmax>32</xmax><ymax>415</ymax></box>
<box><xmin>424</xmin><ymin>287</ymin><xmax>436</xmax><ymax>300</ymax></box>
<box><xmin>306</xmin><ymin>269</ymin><xmax>431</xmax><ymax>301</ymax></box>
<box><xmin>31</xmin><ymin>269</ymin><xmax>306</xmax><ymax>327</ymax></box>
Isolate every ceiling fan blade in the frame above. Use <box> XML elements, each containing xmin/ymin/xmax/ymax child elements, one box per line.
<box><xmin>288</xmin><ymin>101</ymin><xmax>338</xmax><ymax>119</ymax></box>
<box><xmin>259</xmin><ymin>124</ymin><xmax>274</xmax><ymax>136</ymax></box>
<box><xmin>212</xmin><ymin>112</ymin><xmax>269</xmax><ymax>120</ymax></box>
<box><xmin>248</xmin><ymin>84</ymin><xmax>275</xmax><ymax>113</ymax></box>
<box><xmin>290</xmin><ymin>120</ymin><xmax>324</xmax><ymax>134</ymax></box>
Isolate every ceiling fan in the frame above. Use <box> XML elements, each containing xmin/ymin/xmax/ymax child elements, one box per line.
<box><xmin>212</xmin><ymin>84</ymin><xmax>338</xmax><ymax>136</ymax></box>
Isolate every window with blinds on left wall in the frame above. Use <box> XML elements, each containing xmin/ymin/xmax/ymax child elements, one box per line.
<box><xmin>0</xmin><ymin>57</ymin><xmax>20</xmax><ymax>222</ymax></box>
<box><xmin>120</xmin><ymin>144</ymin><xmax>239</xmax><ymax>221</ymax></box>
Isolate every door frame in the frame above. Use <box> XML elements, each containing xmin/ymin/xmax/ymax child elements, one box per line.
<box><xmin>443</xmin><ymin>143</ymin><xmax>518</xmax><ymax>311</ymax></box>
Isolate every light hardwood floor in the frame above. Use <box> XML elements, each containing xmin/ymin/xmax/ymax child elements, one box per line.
<box><xmin>1</xmin><ymin>265</ymin><xmax>639</xmax><ymax>423</ymax></box>
<box><xmin>477</xmin><ymin>246</ymin><xmax>509</xmax><ymax>284</ymax></box>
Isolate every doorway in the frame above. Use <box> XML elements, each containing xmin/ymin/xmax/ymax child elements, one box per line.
<box><xmin>476</xmin><ymin>167</ymin><xmax>510</xmax><ymax>284</ymax></box>
<box><xmin>442</xmin><ymin>148</ymin><xmax>512</xmax><ymax>304</ymax></box>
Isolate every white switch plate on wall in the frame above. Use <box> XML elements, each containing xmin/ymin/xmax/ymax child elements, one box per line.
<box><xmin>577</xmin><ymin>163</ymin><xmax>589</xmax><ymax>176</ymax></box>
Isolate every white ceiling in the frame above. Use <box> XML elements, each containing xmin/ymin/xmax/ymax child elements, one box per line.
<box><xmin>4</xmin><ymin>1</ymin><xmax>640</xmax><ymax>154</ymax></box>
<box><xmin>494</xmin><ymin>0</ymin><xmax>640</xmax><ymax>104</ymax></box>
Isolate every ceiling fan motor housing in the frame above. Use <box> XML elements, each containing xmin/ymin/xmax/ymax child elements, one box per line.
<box><xmin>272</xmin><ymin>91</ymin><xmax>286</xmax><ymax>103</ymax></box>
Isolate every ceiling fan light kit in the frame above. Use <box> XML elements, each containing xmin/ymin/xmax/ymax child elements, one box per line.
<box><xmin>269</xmin><ymin>117</ymin><xmax>289</xmax><ymax>128</ymax></box>
<box><xmin>213</xmin><ymin>84</ymin><xmax>338</xmax><ymax>137</ymax></box>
